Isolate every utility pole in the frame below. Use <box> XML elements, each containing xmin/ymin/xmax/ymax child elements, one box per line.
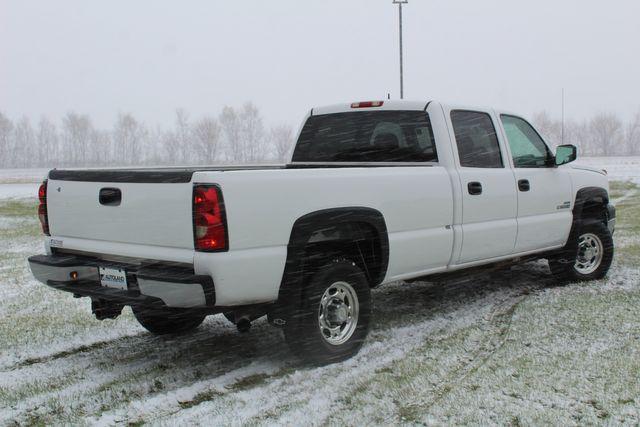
<box><xmin>393</xmin><ymin>0</ymin><xmax>408</xmax><ymax>99</ymax></box>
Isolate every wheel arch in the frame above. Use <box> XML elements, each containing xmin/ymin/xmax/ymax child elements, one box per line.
<box><xmin>573</xmin><ymin>186</ymin><xmax>609</xmax><ymax>225</ymax></box>
<box><xmin>555</xmin><ymin>186</ymin><xmax>611</xmax><ymax>261</ymax></box>
<box><xmin>269</xmin><ymin>207</ymin><xmax>389</xmax><ymax>325</ymax></box>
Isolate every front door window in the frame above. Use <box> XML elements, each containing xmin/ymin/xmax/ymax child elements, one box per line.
<box><xmin>501</xmin><ymin>115</ymin><xmax>553</xmax><ymax>168</ymax></box>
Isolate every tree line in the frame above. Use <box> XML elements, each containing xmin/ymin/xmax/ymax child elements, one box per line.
<box><xmin>533</xmin><ymin>110</ymin><xmax>640</xmax><ymax>156</ymax></box>
<box><xmin>0</xmin><ymin>102</ymin><xmax>294</xmax><ymax>168</ymax></box>
<box><xmin>1</xmin><ymin>105</ymin><xmax>639</xmax><ymax>169</ymax></box>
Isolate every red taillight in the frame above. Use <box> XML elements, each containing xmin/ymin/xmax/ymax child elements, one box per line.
<box><xmin>192</xmin><ymin>184</ymin><xmax>228</xmax><ymax>252</ymax></box>
<box><xmin>38</xmin><ymin>180</ymin><xmax>50</xmax><ymax>235</ymax></box>
<box><xmin>351</xmin><ymin>101</ymin><xmax>384</xmax><ymax>108</ymax></box>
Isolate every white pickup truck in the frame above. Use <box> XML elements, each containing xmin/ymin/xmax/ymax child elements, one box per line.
<box><xmin>29</xmin><ymin>100</ymin><xmax>615</xmax><ymax>364</ymax></box>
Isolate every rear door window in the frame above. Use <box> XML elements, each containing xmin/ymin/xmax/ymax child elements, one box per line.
<box><xmin>451</xmin><ymin>110</ymin><xmax>503</xmax><ymax>168</ymax></box>
<box><xmin>291</xmin><ymin>111</ymin><xmax>437</xmax><ymax>163</ymax></box>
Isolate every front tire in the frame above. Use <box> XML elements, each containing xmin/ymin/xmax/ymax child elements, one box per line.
<box><xmin>549</xmin><ymin>222</ymin><xmax>614</xmax><ymax>282</ymax></box>
<box><xmin>284</xmin><ymin>260</ymin><xmax>371</xmax><ymax>365</ymax></box>
<box><xmin>132</xmin><ymin>307</ymin><xmax>205</xmax><ymax>335</ymax></box>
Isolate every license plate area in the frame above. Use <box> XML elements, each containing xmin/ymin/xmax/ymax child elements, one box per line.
<box><xmin>99</xmin><ymin>266</ymin><xmax>128</xmax><ymax>290</ymax></box>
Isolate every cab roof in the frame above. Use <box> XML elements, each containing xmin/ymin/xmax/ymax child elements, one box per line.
<box><xmin>309</xmin><ymin>100</ymin><xmax>529</xmax><ymax>122</ymax></box>
<box><xmin>311</xmin><ymin>100</ymin><xmax>431</xmax><ymax>116</ymax></box>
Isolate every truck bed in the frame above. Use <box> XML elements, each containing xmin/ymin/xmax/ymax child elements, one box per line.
<box><xmin>48</xmin><ymin>162</ymin><xmax>436</xmax><ymax>183</ymax></box>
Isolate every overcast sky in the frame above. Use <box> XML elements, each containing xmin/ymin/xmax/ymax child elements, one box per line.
<box><xmin>2</xmin><ymin>0</ymin><xmax>639</xmax><ymax>128</ymax></box>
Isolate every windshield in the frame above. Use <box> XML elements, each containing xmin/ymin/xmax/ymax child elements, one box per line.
<box><xmin>291</xmin><ymin>111</ymin><xmax>438</xmax><ymax>163</ymax></box>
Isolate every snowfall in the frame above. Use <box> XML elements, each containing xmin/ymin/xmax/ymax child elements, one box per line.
<box><xmin>0</xmin><ymin>157</ymin><xmax>638</xmax><ymax>425</ymax></box>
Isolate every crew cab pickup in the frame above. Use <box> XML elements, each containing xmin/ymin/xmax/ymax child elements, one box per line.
<box><xmin>29</xmin><ymin>100</ymin><xmax>615</xmax><ymax>364</ymax></box>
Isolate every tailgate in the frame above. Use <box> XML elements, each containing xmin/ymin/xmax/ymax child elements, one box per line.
<box><xmin>47</xmin><ymin>172</ymin><xmax>195</xmax><ymax>250</ymax></box>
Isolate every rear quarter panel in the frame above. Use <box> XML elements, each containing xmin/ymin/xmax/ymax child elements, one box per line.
<box><xmin>193</xmin><ymin>166</ymin><xmax>454</xmax><ymax>305</ymax></box>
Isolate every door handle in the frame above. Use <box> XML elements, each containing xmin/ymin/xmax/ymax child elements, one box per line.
<box><xmin>99</xmin><ymin>188</ymin><xmax>122</xmax><ymax>206</ymax></box>
<box><xmin>467</xmin><ymin>181</ymin><xmax>483</xmax><ymax>195</ymax></box>
<box><xmin>518</xmin><ymin>179</ymin><xmax>530</xmax><ymax>192</ymax></box>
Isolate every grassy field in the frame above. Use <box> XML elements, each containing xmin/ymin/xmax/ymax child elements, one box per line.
<box><xmin>0</xmin><ymin>181</ymin><xmax>638</xmax><ymax>425</ymax></box>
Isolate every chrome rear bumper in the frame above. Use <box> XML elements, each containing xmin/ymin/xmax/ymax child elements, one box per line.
<box><xmin>28</xmin><ymin>254</ymin><xmax>215</xmax><ymax>309</ymax></box>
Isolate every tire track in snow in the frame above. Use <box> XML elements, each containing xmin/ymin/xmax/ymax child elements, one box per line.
<box><xmin>0</xmin><ymin>318</ymin><xmax>294</xmax><ymax>425</ymax></box>
<box><xmin>612</xmin><ymin>188</ymin><xmax>637</xmax><ymax>205</ymax></box>
<box><xmin>412</xmin><ymin>284</ymin><xmax>538</xmax><ymax>413</ymax></box>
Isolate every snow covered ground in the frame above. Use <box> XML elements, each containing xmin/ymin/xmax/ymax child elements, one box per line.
<box><xmin>0</xmin><ymin>168</ymin><xmax>47</xmax><ymax>201</ymax></box>
<box><xmin>0</xmin><ymin>158</ymin><xmax>638</xmax><ymax>424</ymax></box>
<box><xmin>0</xmin><ymin>183</ymin><xmax>39</xmax><ymax>201</ymax></box>
<box><xmin>575</xmin><ymin>156</ymin><xmax>640</xmax><ymax>184</ymax></box>
<box><xmin>0</xmin><ymin>168</ymin><xmax>48</xmax><ymax>184</ymax></box>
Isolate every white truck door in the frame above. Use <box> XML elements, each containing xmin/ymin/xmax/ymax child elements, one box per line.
<box><xmin>498</xmin><ymin>114</ymin><xmax>573</xmax><ymax>252</ymax></box>
<box><xmin>449</xmin><ymin>110</ymin><xmax>518</xmax><ymax>263</ymax></box>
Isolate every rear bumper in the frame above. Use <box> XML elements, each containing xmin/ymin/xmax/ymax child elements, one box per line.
<box><xmin>28</xmin><ymin>254</ymin><xmax>215</xmax><ymax>309</ymax></box>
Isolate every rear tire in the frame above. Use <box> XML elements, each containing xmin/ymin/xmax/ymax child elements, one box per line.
<box><xmin>549</xmin><ymin>222</ymin><xmax>614</xmax><ymax>283</ymax></box>
<box><xmin>132</xmin><ymin>307</ymin><xmax>205</xmax><ymax>335</ymax></box>
<box><xmin>284</xmin><ymin>260</ymin><xmax>371</xmax><ymax>365</ymax></box>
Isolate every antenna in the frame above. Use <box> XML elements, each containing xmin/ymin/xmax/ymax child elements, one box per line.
<box><xmin>561</xmin><ymin>88</ymin><xmax>565</xmax><ymax>144</ymax></box>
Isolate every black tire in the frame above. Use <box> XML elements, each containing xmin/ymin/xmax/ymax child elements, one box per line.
<box><xmin>132</xmin><ymin>307</ymin><xmax>205</xmax><ymax>335</ymax></box>
<box><xmin>549</xmin><ymin>222</ymin><xmax>614</xmax><ymax>282</ymax></box>
<box><xmin>284</xmin><ymin>259</ymin><xmax>371</xmax><ymax>365</ymax></box>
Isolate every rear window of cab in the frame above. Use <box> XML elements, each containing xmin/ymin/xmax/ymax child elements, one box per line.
<box><xmin>291</xmin><ymin>111</ymin><xmax>438</xmax><ymax>163</ymax></box>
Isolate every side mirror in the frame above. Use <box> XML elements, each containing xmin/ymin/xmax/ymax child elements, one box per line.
<box><xmin>555</xmin><ymin>144</ymin><xmax>577</xmax><ymax>166</ymax></box>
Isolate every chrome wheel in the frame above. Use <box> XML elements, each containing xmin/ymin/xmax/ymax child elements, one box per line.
<box><xmin>318</xmin><ymin>281</ymin><xmax>359</xmax><ymax>346</ymax></box>
<box><xmin>575</xmin><ymin>232</ymin><xmax>604</xmax><ymax>275</ymax></box>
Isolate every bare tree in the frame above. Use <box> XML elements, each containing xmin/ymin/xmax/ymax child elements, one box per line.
<box><xmin>13</xmin><ymin>117</ymin><xmax>35</xmax><ymax>168</ymax></box>
<box><xmin>239</xmin><ymin>102</ymin><xmax>265</xmax><ymax>163</ymax></box>
<box><xmin>147</xmin><ymin>125</ymin><xmax>168</xmax><ymax>165</ymax></box>
<box><xmin>61</xmin><ymin>112</ymin><xmax>93</xmax><ymax>166</ymax></box>
<box><xmin>269</xmin><ymin>125</ymin><xmax>294</xmax><ymax>161</ymax></box>
<box><xmin>220</xmin><ymin>106</ymin><xmax>242</xmax><ymax>162</ymax></box>
<box><xmin>36</xmin><ymin>117</ymin><xmax>58</xmax><ymax>167</ymax></box>
<box><xmin>175</xmin><ymin>109</ymin><xmax>191</xmax><ymax>164</ymax></box>
<box><xmin>588</xmin><ymin>113</ymin><xmax>623</xmax><ymax>156</ymax></box>
<box><xmin>0</xmin><ymin>112</ymin><xmax>14</xmax><ymax>168</ymax></box>
<box><xmin>564</xmin><ymin>119</ymin><xmax>588</xmax><ymax>155</ymax></box>
<box><xmin>161</xmin><ymin>130</ymin><xmax>178</xmax><ymax>166</ymax></box>
<box><xmin>160</xmin><ymin>110</ymin><xmax>191</xmax><ymax>166</ymax></box>
<box><xmin>532</xmin><ymin>111</ymin><xmax>562</xmax><ymax>148</ymax></box>
<box><xmin>534</xmin><ymin>111</ymin><xmax>638</xmax><ymax>156</ymax></box>
<box><xmin>91</xmin><ymin>129</ymin><xmax>112</xmax><ymax>166</ymax></box>
<box><xmin>192</xmin><ymin>116</ymin><xmax>221</xmax><ymax>164</ymax></box>
<box><xmin>625</xmin><ymin>110</ymin><xmax>640</xmax><ymax>155</ymax></box>
<box><xmin>113</xmin><ymin>113</ymin><xmax>146</xmax><ymax>165</ymax></box>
